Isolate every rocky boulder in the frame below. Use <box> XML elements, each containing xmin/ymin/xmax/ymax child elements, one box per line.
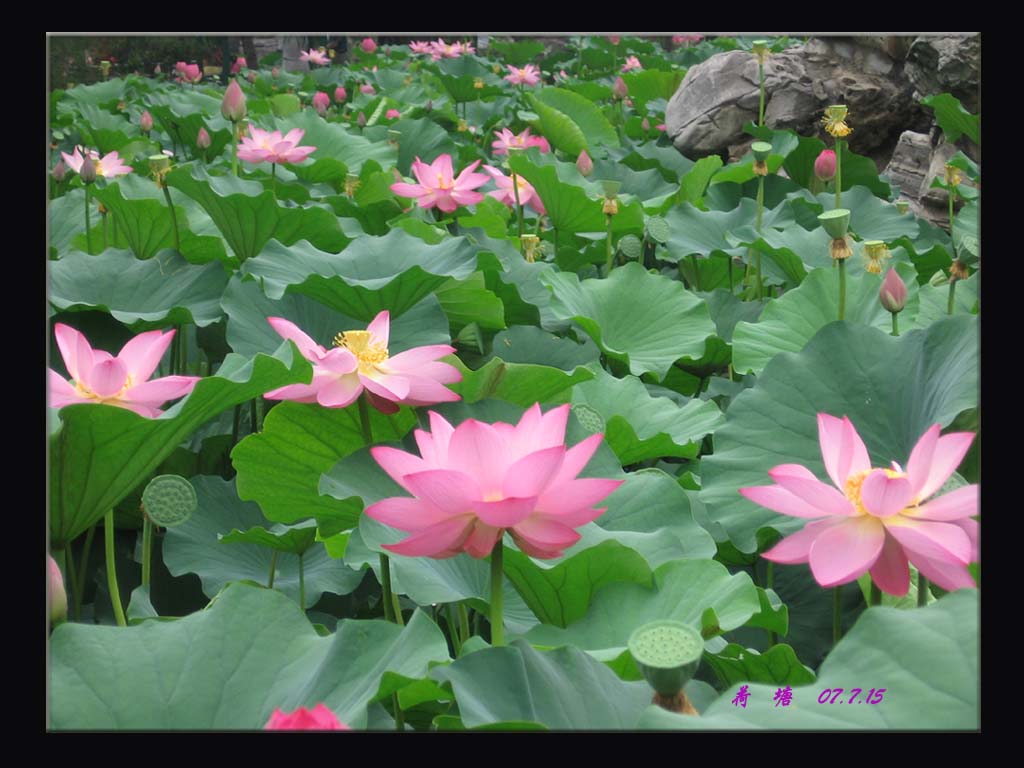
<box><xmin>905</xmin><ymin>35</ymin><xmax>980</xmax><ymax>113</ymax></box>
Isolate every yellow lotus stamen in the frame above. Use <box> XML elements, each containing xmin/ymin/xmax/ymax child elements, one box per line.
<box><xmin>74</xmin><ymin>374</ymin><xmax>134</xmax><ymax>402</ymax></box>
<box><xmin>845</xmin><ymin>467</ymin><xmax>904</xmax><ymax>516</ymax></box>
<box><xmin>333</xmin><ymin>330</ymin><xmax>389</xmax><ymax>373</ymax></box>
<box><xmin>863</xmin><ymin>241</ymin><xmax>891</xmax><ymax>274</ymax></box>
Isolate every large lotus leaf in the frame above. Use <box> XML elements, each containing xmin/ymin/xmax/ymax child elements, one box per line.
<box><xmin>162</xmin><ymin>476</ymin><xmax>363</xmax><ymax>605</ymax></box>
<box><xmin>389</xmin><ymin>119</ymin><xmax>460</xmax><ymax>175</ymax></box>
<box><xmin>782</xmin><ymin>133</ymin><xmax>892</xmax><ymax>199</ymax></box>
<box><xmin>542</xmin><ymin>262</ymin><xmax>715</xmax><ymax>379</ymax></box>
<box><xmin>637</xmin><ymin>590</ymin><xmax>978</xmax><ymax>730</ymax></box>
<box><xmin>273</xmin><ymin>109</ymin><xmax>397</xmax><ymax>178</ymax></box>
<box><xmin>507</xmin><ymin>152</ymin><xmax>644</xmax><ymax>235</ymax></box>
<box><xmin>471</xmin><ymin>233</ymin><xmax>562</xmax><ymax>329</ymax></box>
<box><xmin>434</xmin><ymin>273</ymin><xmax>506</xmax><ymax>332</ymax></box>
<box><xmin>75</xmin><ymin>104</ymin><xmax>138</xmax><ymax>154</ymax></box>
<box><xmin>570</xmin><ymin>368</ymin><xmax>723</xmax><ymax>463</ymax></box>
<box><xmin>953</xmin><ymin>199</ymin><xmax>979</xmax><ymax>265</ymax></box>
<box><xmin>487</xmin><ymin>325</ymin><xmax>600</xmax><ymax>370</ymax></box>
<box><xmin>49</xmin><ymin>249</ymin><xmax>228</xmax><ymax>330</ymax></box>
<box><xmin>49</xmin><ymin>344</ymin><xmax>311</xmax><ymax>547</ymax></box>
<box><xmin>166</xmin><ymin>164</ymin><xmax>346</xmax><ymax>260</ymax></box>
<box><xmin>536</xmin><ymin>86</ymin><xmax>619</xmax><ymax>149</ymax></box>
<box><xmin>809</xmin><ymin>187</ymin><xmax>917</xmax><ymax>242</ymax></box>
<box><xmin>525</xmin><ymin>559</ymin><xmax>760</xmax><ymax>666</ymax></box>
<box><xmin>232</xmin><ymin>399</ymin><xmax>415</xmax><ymax>530</ymax></box>
<box><xmin>50</xmin><ymin>189</ymin><xmax>87</xmax><ymax>256</ymax></box>
<box><xmin>916</xmin><ymin>271</ymin><xmax>979</xmax><ymax>327</ymax></box>
<box><xmin>528</xmin><ymin>94</ymin><xmax>588</xmax><ymax>156</ymax></box>
<box><xmin>89</xmin><ymin>181</ymin><xmax>183</xmax><ymax>260</ymax></box>
<box><xmin>921</xmin><ymin>93</ymin><xmax>980</xmax><ymax>145</ymax></box>
<box><xmin>221</xmin><ymin>277</ymin><xmax>451</xmax><ymax>359</ymax></box>
<box><xmin>62</xmin><ymin>78</ymin><xmax>127</xmax><ymax>106</ymax></box>
<box><xmin>241</xmin><ymin>230</ymin><xmax>480</xmax><ymax>319</ymax></box>
<box><xmin>611</xmin><ymin>142</ymin><xmax>695</xmax><ymax>182</ymax></box>
<box><xmin>451</xmin><ymin>356</ymin><xmax>594</xmax><ymax>407</ymax></box>
<box><xmin>662</xmin><ymin>199</ymin><xmax>788</xmax><ymax>263</ymax></box>
<box><xmin>49</xmin><ymin>583</ymin><xmax>450</xmax><ymax>729</ymax></box>
<box><xmin>701</xmin><ymin>317</ymin><xmax>979</xmax><ymax>552</ymax></box>
<box><xmin>731</xmin><ymin>262</ymin><xmax>920</xmax><ymax>375</ymax></box>
<box><xmin>431</xmin><ymin>640</ymin><xmax>653</xmax><ymax>729</ymax></box>
<box><xmin>588</xmin><ymin>158</ymin><xmax>678</xmax><ymax>204</ymax></box>
<box><xmin>621</xmin><ymin>70</ymin><xmax>685</xmax><ymax>107</ymax></box>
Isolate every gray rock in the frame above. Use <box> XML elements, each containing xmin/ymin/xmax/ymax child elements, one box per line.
<box><xmin>905</xmin><ymin>35</ymin><xmax>980</xmax><ymax>113</ymax></box>
<box><xmin>884</xmin><ymin>130</ymin><xmax>933</xmax><ymax>199</ymax></box>
<box><xmin>666</xmin><ymin>37</ymin><xmax>929</xmax><ymax>160</ymax></box>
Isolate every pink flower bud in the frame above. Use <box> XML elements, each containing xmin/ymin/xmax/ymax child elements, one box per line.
<box><xmin>814</xmin><ymin>149</ymin><xmax>836</xmax><ymax>182</ymax></box>
<box><xmin>360</xmin><ymin>83</ymin><xmax>375</xmax><ymax>95</ymax></box>
<box><xmin>879</xmin><ymin>268</ymin><xmax>908</xmax><ymax>313</ymax></box>
<box><xmin>79</xmin><ymin>153</ymin><xmax>97</xmax><ymax>184</ymax></box>
<box><xmin>609</xmin><ymin>35</ymin><xmax>621</xmax><ymax>45</ymax></box>
<box><xmin>52</xmin><ymin>158</ymin><xmax>67</xmax><ymax>182</ymax></box>
<box><xmin>641</xmin><ymin>117</ymin><xmax>650</xmax><ymax>132</ymax></box>
<box><xmin>313</xmin><ymin>91</ymin><xmax>330</xmax><ymax>116</ymax></box>
<box><xmin>140</xmin><ymin>110</ymin><xmax>153</xmax><ymax>133</ymax></box>
<box><xmin>196</xmin><ymin>127</ymin><xmax>211</xmax><ymax>149</ymax></box>
<box><xmin>576</xmin><ymin>149</ymin><xmax>593</xmax><ymax>177</ymax></box>
<box><xmin>154</xmin><ymin>63</ymin><xmax>162</xmax><ymax>75</ymax></box>
<box><xmin>357</xmin><ymin>111</ymin><xmax>367</xmax><ymax>127</ymax></box>
<box><xmin>264</xmin><ymin>704</ymin><xmax>350</xmax><ymax>731</ymax></box>
<box><xmin>272</xmin><ymin>67</ymin><xmax>279</xmax><ymax>79</ymax></box>
<box><xmin>613</xmin><ymin>76</ymin><xmax>628</xmax><ymax>100</ymax></box>
<box><xmin>231</xmin><ymin>56</ymin><xmax>246</xmax><ymax>74</ymax></box>
<box><xmin>361</xmin><ymin>38</ymin><xmax>377</xmax><ymax>54</ymax></box>
<box><xmin>334</xmin><ymin>86</ymin><xmax>347</xmax><ymax>102</ymax></box>
<box><xmin>247</xmin><ymin>70</ymin><xmax>256</xmax><ymax>83</ymax></box>
<box><xmin>49</xmin><ymin>555</ymin><xmax>67</xmax><ymax>624</ymax></box>
<box><xmin>386</xmin><ymin>108</ymin><xmax>401</xmax><ymax>119</ymax></box>
<box><xmin>221</xmin><ymin>79</ymin><xmax>247</xmax><ymax>122</ymax></box>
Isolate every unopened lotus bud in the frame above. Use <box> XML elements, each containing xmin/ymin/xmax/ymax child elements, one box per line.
<box><xmin>879</xmin><ymin>268</ymin><xmax>907</xmax><ymax>313</ymax></box>
<box><xmin>52</xmin><ymin>158</ymin><xmax>67</xmax><ymax>182</ymax></box>
<box><xmin>612</xmin><ymin>76</ymin><xmax>628</xmax><ymax>100</ymax></box>
<box><xmin>386</xmin><ymin>108</ymin><xmax>400</xmax><ymax>119</ymax></box>
<box><xmin>895</xmin><ymin>200</ymin><xmax>909</xmax><ymax>214</ymax></box>
<box><xmin>576</xmin><ymin>150</ymin><xmax>594</xmax><ymax>177</ymax></box>
<box><xmin>271</xmin><ymin>67</ymin><xmax>279</xmax><ymax>79</ymax></box>
<box><xmin>357</xmin><ymin>111</ymin><xmax>367</xmax><ymax>128</ymax></box>
<box><xmin>361</xmin><ymin>37</ymin><xmax>377</xmax><ymax>54</ymax></box>
<box><xmin>196</xmin><ymin>127</ymin><xmax>211</xmax><ymax>149</ymax></box>
<box><xmin>247</xmin><ymin>70</ymin><xmax>257</xmax><ymax>83</ymax></box>
<box><xmin>313</xmin><ymin>91</ymin><xmax>330</xmax><ymax>116</ymax></box>
<box><xmin>814</xmin><ymin>149</ymin><xmax>836</xmax><ymax>181</ymax></box>
<box><xmin>334</xmin><ymin>86</ymin><xmax>347</xmax><ymax>102</ymax></box>
<box><xmin>944</xmin><ymin>163</ymin><xmax>963</xmax><ymax>187</ymax></box>
<box><xmin>862</xmin><ymin>240</ymin><xmax>891</xmax><ymax>274</ymax></box>
<box><xmin>79</xmin><ymin>153</ymin><xmax>97</xmax><ymax>184</ymax></box>
<box><xmin>360</xmin><ymin>83</ymin><xmax>375</xmax><ymax>95</ymax></box>
<box><xmin>49</xmin><ymin>555</ymin><xmax>67</xmax><ymax>624</ymax></box>
<box><xmin>641</xmin><ymin>117</ymin><xmax>651</xmax><ymax>132</ymax></box>
<box><xmin>221</xmin><ymin>79</ymin><xmax>247</xmax><ymax>122</ymax></box>
<box><xmin>140</xmin><ymin>109</ymin><xmax>153</xmax><ymax>133</ymax></box>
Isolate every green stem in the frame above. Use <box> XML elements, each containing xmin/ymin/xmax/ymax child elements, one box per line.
<box><xmin>101</xmin><ymin>212</ymin><xmax>108</xmax><ymax>251</ymax></box>
<box><xmin>458</xmin><ymin>603</ymin><xmax>470</xmax><ymax>643</ymax></box>
<box><xmin>766</xmin><ymin>561</ymin><xmax>777</xmax><ymax>647</ymax></box>
<box><xmin>254</xmin><ymin>396</ymin><xmax>265</xmax><ymax>433</ymax></box>
<box><xmin>835</xmin><ymin>139</ymin><xmax>843</xmax><ymax>210</ymax></box>
<box><xmin>918</xmin><ymin>575</ymin><xmax>929</xmax><ymax>607</ymax></box>
<box><xmin>870</xmin><ymin>582</ymin><xmax>882</xmax><ymax>607</ymax></box>
<box><xmin>490</xmin><ymin>537</ymin><xmax>504</xmax><ymax>646</ymax></box>
<box><xmin>447</xmin><ymin>604</ymin><xmax>463</xmax><ymax>656</ymax></box>
<box><xmin>271</xmin><ymin>163</ymin><xmax>278</xmax><ymax>202</ymax></box>
<box><xmin>231</xmin><ymin>404</ymin><xmax>242</xmax><ymax>447</ymax></box>
<box><xmin>758</xmin><ymin>61</ymin><xmax>765</xmax><ymax>127</ymax></box>
<box><xmin>690</xmin><ymin>255</ymin><xmax>700</xmax><ymax>291</ymax></box>
<box><xmin>605</xmin><ymin>214</ymin><xmax>614</xmax><ymax>275</ymax></box>
<box><xmin>161</xmin><ymin>184</ymin><xmax>181</xmax><ymax>253</ymax></box>
<box><xmin>947</xmin><ymin>278</ymin><xmax>957</xmax><ymax>316</ymax></box>
<box><xmin>392</xmin><ymin>693</ymin><xmax>404</xmax><ymax>731</ymax></box>
<box><xmin>232</xmin><ymin>121</ymin><xmax>239</xmax><ymax>176</ymax></box>
<box><xmin>379</xmin><ymin>553</ymin><xmax>396</xmax><ymax>623</ymax></box>
<box><xmin>837</xmin><ymin>257</ymin><xmax>847</xmax><ymax>321</ymax></box>
<box><xmin>267</xmin><ymin>550</ymin><xmax>278</xmax><ymax>588</ymax></box>
<box><xmin>142</xmin><ymin>516</ymin><xmax>153</xmax><ymax>588</ymax></box>
<box><xmin>180</xmin><ymin>325</ymin><xmax>189</xmax><ymax>374</ymax></box>
<box><xmin>755</xmin><ymin>175</ymin><xmax>765</xmax><ymax>300</ymax></box>
<box><xmin>298</xmin><ymin>553</ymin><xmax>305</xmax><ymax>611</ymax></box>
<box><xmin>511</xmin><ymin>171</ymin><xmax>524</xmax><ymax>241</ymax></box>
<box><xmin>63</xmin><ymin>545</ymin><xmax>77</xmax><ymax>620</ymax></box>
<box><xmin>727</xmin><ymin>254</ymin><xmax>734</xmax><ymax>292</ymax></box>
<box><xmin>891</xmin><ymin>312</ymin><xmax>900</xmax><ymax>337</ymax></box>
<box><xmin>832</xmin><ymin>587</ymin><xmax>842</xmax><ymax>646</ymax></box>
<box><xmin>73</xmin><ymin>525</ymin><xmax>95</xmax><ymax>621</ymax></box>
<box><xmin>84</xmin><ymin>185</ymin><xmax>93</xmax><ymax>254</ymax></box>
<box><xmin>105</xmin><ymin>511</ymin><xmax>127</xmax><ymax>627</ymax></box>
<box><xmin>357</xmin><ymin>394</ymin><xmax>373</xmax><ymax>444</ymax></box>
<box><xmin>111</xmin><ymin>212</ymin><xmax>119</xmax><ymax>245</ymax></box>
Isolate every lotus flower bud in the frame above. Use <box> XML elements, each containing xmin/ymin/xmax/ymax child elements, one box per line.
<box><xmin>334</xmin><ymin>86</ymin><xmax>347</xmax><ymax>102</ymax></box>
<box><xmin>264</xmin><ymin>704</ymin><xmax>350</xmax><ymax>731</ymax></box>
<box><xmin>231</xmin><ymin>56</ymin><xmax>246</xmax><ymax>74</ymax></box>
<box><xmin>271</xmin><ymin>67</ymin><xmax>279</xmax><ymax>79</ymax></box>
<box><xmin>140</xmin><ymin>110</ymin><xmax>153</xmax><ymax>133</ymax></box>
<box><xmin>576</xmin><ymin>150</ymin><xmax>594</xmax><ymax>177</ymax></box>
<box><xmin>357</xmin><ymin>111</ymin><xmax>367</xmax><ymax>127</ymax></box>
<box><xmin>196</xmin><ymin>127</ymin><xmax>211</xmax><ymax>149</ymax></box>
<box><xmin>247</xmin><ymin>70</ymin><xmax>256</xmax><ymax>84</ymax></box>
<box><xmin>641</xmin><ymin>117</ymin><xmax>650</xmax><ymax>132</ymax></box>
<box><xmin>52</xmin><ymin>158</ymin><xmax>67</xmax><ymax>182</ymax></box>
<box><xmin>612</xmin><ymin>76</ymin><xmax>628</xmax><ymax>100</ymax></box>
<box><xmin>361</xmin><ymin>37</ymin><xmax>377</xmax><ymax>54</ymax></box>
<box><xmin>385</xmin><ymin>108</ymin><xmax>400</xmax><ymax>119</ymax></box>
<box><xmin>313</xmin><ymin>91</ymin><xmax>330</xmax><ymax>116</ymax></box>
<box><xmin>814</xmin><ymin>149</ymin><xmax>836</xmax><ymax>182</ymax></box>
<box><xmin>360</xmin><ymin>83</ymin><xmax>375</xmax><ymax>95</ymax></box>
<box><xmin>609</xmin><ymin>35</ymin><xmax>621</xmax><ymax>45</ymax></box>
<box><xmin>79</xmin><ymin>152</ymin><xmax>97</xmax><ymax>184</ymax></box>
<box><xmin>879</xmin><ymin>268</ymin><xmax>907</xmax><ymax>313</ymax></box>
<box><xmin>49</xmin><ymin>555</ymin><xmax>67</xmax><ymax>624</ymax></box>
<box><xmin>221</xmin><ymin>79</ymin><xmax>247</xmax><ymax>122</ymax></box>
<box><xmin>154</xmin><ymin>63</ymin><xmax>162</xmax><ymax>75</ymax></box>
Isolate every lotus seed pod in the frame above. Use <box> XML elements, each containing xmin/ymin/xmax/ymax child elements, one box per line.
<box><xmin>818</xmin><ymin>208</ymin><xmax>851</xmax><ymax>239</ymax></box>
<box><xmin>628</xmin><ymin>620</ymin><xmax>703</xmax><ymax>698</ymax></box>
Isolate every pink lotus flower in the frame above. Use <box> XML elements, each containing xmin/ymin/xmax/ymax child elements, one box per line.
<box><xmin>230</xmin><ymin>56</ymin><xmax>246</xmax><ymax>74</ymax></box>
<box><xmin>236</xmin><ymin>125</ymin><xmax>316</xmax><ymax>165</ymax></box>
<box><xmin>621</xmin><ymin>55</ymin><xmax>643</xmax><ymax>72</ymax></box>
<box><xmin>366</xmin><ymin>404</ymin><xmax>624</xmax><ymax>559</ymax></box>
<box><xmin>409</xmin><ymin>41</ymin><xmax>433</xmax><ymax>55</ymax></box>
<box><xmin>740</xmin><ymin>414</ymin><xmax>979</xmax><ymax>595</ymax></box>
<box><xmin>312</xmin><ymin>91</ymin><xmax>330</xmax><ymax>116</ymax></box>
<box><xmin>334</xmin><ymin>86</ymin><xmax>348</xmax><ymax>102</ymax></box>
<box><xmin>359</xmin><ymin>83</ymin><xmax>375</xmax><ymax>95</ymax></box>
<box><xmin>140</xmin><ymin>110</ymin><xmax>153</xmax><ymax>133</ymax></box>
<box><xmin>390</xmin><ymin>153</ymin><xmax>489</xmax><ymax>214</ymax></box>
<box><xmin>361</xmin><ymin>38</ymin><xmax>377</xmax><ymax>54</ymax></box>
<box><xmin>504</xmin><ymin>64</ymin><xmax>541</xmax><ymax>86</ymax></box>
<box><xmin>264</xmin><ymin>312</ymin><xmax>461</xmax><ymax>415</ymax></box>
<box><xmin>196</xmin><ymin>127</ymin><xmax>211</xmax><ymax>149</ymax></box>
<box><xmin>264</xmin><ymin>704</ymin><xmax>350</xmax><ymax>730</ymax></box>
<box><xmin>673</xmin><ymin>34</ymin><xmax>703</xmax><ymax>45</ymax></box>
<box><xmin>174</xmin><ymin>61</ymin><xmax>201</xmax><ymax>84</ymax></box>
<box><xmin>300</xmin><ymin>49</ymin><xmax>329</xmax><ymax>66</ymax></box>
<box><xmin>879</xmin><ymin>268</ymin><xmax>908</xmax><ymax>313</ymax></box>
<box><xmin>656</xmin><ymin>123</ymin><xmax>666</xmax><ymax>131</ymax></box>
<box><xmin>52</xmin><ymin>158</ymin><xmax>67</xmax><ymax>182</ymax></box>
<box><xmin>483</xmin><ymin>164</ymin><xmax>546</xmax><ymax>215</ymax></box>
<box><xmin>49</xmin><ymin>554</ymin><xmax>67</xmax><ymax>624</ymax></box>
<box><xmin>429</xmin><ymin>38</ymin><xmax>471</xmax><ymax>60</ymax></box>
<box><xmin>386</xmin><ymin>108</ymin><xmax>401</xmax><ymax>119</ymax></box>
<box><xmin>491</xmin><ymin>127</ymin><xmax>550</xmax><ymax>156</ymax></box>
<box><xmin>49</xmin><ymin>324</ymin><xmax>200</xmax><ymax>418</ymax></box>
<box><xmin>221</xmin><ymin>79</ymin><xmax>247</xmax><ymax>122</ymax></box>
<box><xmin>641</xmin><ymin>117</ymin><xmax>651</xmax><ymax>132</ymax></box>
<box><xmin>815</xmin><ymin>149</ymin><xmax>837</xmax><ymax>182</ymax></box>
<box><xmin>609</xmin><ymin>36</ymin><xmax>621</xmax><ymax>45</ymax></box>
<box><xmin>61</xmin><ymin>146</ymin><xmax>132</xmax><ymax>179</ymax></box>
<box><xmin>612</xmin><ymin>76</ymin><xmax>629</xmax><ymax>100</ymax></box>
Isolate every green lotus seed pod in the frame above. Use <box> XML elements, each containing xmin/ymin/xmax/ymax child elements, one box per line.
<box><xmin>628</xmin><ymin>620</ymin><xmax>704</xmax><ymax>697</ymax></box>
<box><xmin>751</xmin><ymin>141</ymin><xmax>772</xmax><ymax>161</ymax></box>
<box><xmin>599</xmin><ymin>180</ymin><xmax>621</xmax><ymax>198</ymax></box>
<box><xmin>818</xmin><ymin>208</ymin><xmax>851</xmax><ymax>239</ymax></box>
<box><xmin>572</xmin><ymin>404</ymin><xmax>606</xmax><ymax>435</ymax></box>
<box><xmin>142</xmin><ymin>475</ymin><xmax>198</xmax><ymax>528</ymax></box>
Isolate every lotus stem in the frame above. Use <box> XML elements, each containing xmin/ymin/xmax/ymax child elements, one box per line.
<box><xmin>447</xmin><ymin>604</ymin><xmax>463</xmax><ymax>656</ymax></box>
<box><xmin>870</xmin><ymin>582</ymin><xmax>882</xmax><ymax>606</ymax></box>
<box><xmin>891</xmin><ymin>312</ymin><xmax>899</xmax><ymax>336</ymax></box>
<box><xmin>511</xmin><ymin>171</ymin><xmax>524</xmax><ymax>242</ymax></box>
<box><xmin>72</xmin><ymin>525</ymin><xmax>95</xmax><ymax>621</ymax></box>
<box><xmin>766</xmin><ymin>561</ymin><xmax>777</xmax><ymax>647</ymax></box>
<box><xmin>298</xmin><ymin>553</ymin><xmax>305</xmax><ymax>611</ymax></box>
<box><xmin>837</xmin><ymin>258</ymin><xmax>847</xmax><ymax>321</ymax></box>
<box><xmin>832</xmin><ymin>587</ymin><xmax>842</xmax><ymax>645</ymax></box>
<box><xmin>690</xmin><ymin>255</ymin><xmax>701</xmax><ymax>291</ymax></box>
<box><xmin>458</xmin><ymin>602</ymin><xmax>471</xmax><ymax>643</ymax></box>
<box><xmin>232</xmin><ymin>122</ymin><xmax>239</xmax><ymax>176</ymax></box>
<box><xmin>755</xmin><ymin>175</ymin><xmax>765</xmax><ymax>300</ymax></box>
<box><xmin>605</xmin><ymin>214</ymin><xmax>614</xmax><ymax>274</ymax></box>
<box><xmin>101</xmin><ymin>210</ymin><xmax>108</xmax><ymax>251</ymax></box>
<box><xmin>918</xmin><ymin>576</ymin><xmax>929</xmax><ymax>607</ymax></box>
<box><xmin>490</xmin><ymin>538</ymin><xmax>505</xmax><ymax>646</ymax></box>
<box><xmin>947</xmin><ymin>280</ymin><xmax>956</xmax><ymax>315</ymax></box>
<box><xmin>62</xmin><ymin>545</ymin><xmax>76</xmax><ymax>620</ymax></box>
<box><xmin>758</xmin><ymin>61</ymin><xmax>765</xmax><ymax>127</ymax></box>
<box><xmin>392</xmin><ymin>693</ymin><xmax>404</xmax><ymax>731</ymax></box>
<box><xmin>104</xmin><ymin>510</ymin><xmax>127</xmax><ymax>627</ymax></box>
<box><xmin>271</xmin><ymin>163</ymin><xmax>278</xmax><ymax>202</ymax></box>
<box><xmin>267</xmin><ymin>550</ymin><xmax>278</xmax><ymax>588</ymax></box>
<box><xmin>84</xmin><ymin>185</ymin><xmax>93</xmax><ymax>253</ymax></box>
<box><xmin>141</xmin><ymin>515</ymin><xmax>153</xmax><ymax>587</ymax></box>
<box><xmin>160</xmin><ymin>184</ymin><xmax>181</xmax><ymax>253</ymax></box>
<box><xmin>835</xmin><ymin>139</ymin><xmax>843</xmax><ymax>210</ymax></box>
